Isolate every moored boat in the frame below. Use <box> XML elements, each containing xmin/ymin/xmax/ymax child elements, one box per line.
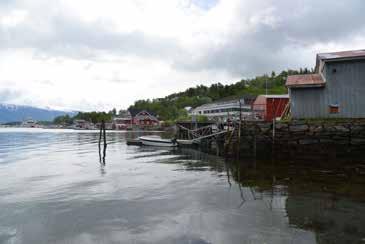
<box><xmin>139</xmin><ymin>136</ymin><xmax>178</xmax><ymax>147</ymax></box>
<box><xmin>176</xmin><ymin>139</ymin><xmax>198</xmax><ymax>145</ymax></box>
<box><xmin>126</xmin><ymin>138</ymin><xmax>143</xmax><ymax>146</ymax></box>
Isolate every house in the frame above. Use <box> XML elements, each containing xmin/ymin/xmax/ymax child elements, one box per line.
<box><xmin>190</xmin><ymin>96</ymin><xmax>256</xmax><ymax>122</ymax></box>
<box><xmin>21</xmin><ymin>118</ymin><xmax>38</xmax><ymax>128</ymax></box>
<box><xmin>286</xmin><ymin>50</ymin><xmax>365</xmax><ymax>119</ymax></box>
<box><xmin>73</xmin><ymin>119</ymin><xmax>94</xmax><ymax>129</ymax></box>
<box><xmin>113</xmin><ymin>117</ymin><xmax>132</xmax><ymax>130</ymax></box>
<box><xmin>252</xmin><ymin>95</ymin><xmax>289</xmax><ymax>121</ymax></box>
<box><xmin>129</xmin><ymin>109</ymin><xmax>160</xmax><ymax>127</ymax></box>
<box><xmin>112</xmin><ymin>111</ymin><xmax>133</xmax><ymax>130</ymax></box>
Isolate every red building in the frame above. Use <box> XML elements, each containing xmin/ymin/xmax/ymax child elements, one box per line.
<box><xmin>252</xmin><ymin>95</ymin><xmax>289</xmax><ymax>121</ymax></box>
<box><xmin>129</xmin><ymin>109</ymin><xmax>159</xmax><ymax>127</ymax></box>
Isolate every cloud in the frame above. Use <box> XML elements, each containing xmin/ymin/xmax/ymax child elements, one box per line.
<box><xmin>0</xmin><ymin>88</ymin><xmax>22</xmax><ymax>103</ymax></box>
<box><xmin>174</xmin><ymin>0</ymin><xmax>365</xmax><ymax>76</ymax></box>
<box><xmin>0</xmin><ymin>11</ymin><xmax>183</xmax><ymax>62</ymax></box>
<box><xmin>0</xmin><ymin>0</ymin><xmax>364</xmax><ymax>110</ymax></box>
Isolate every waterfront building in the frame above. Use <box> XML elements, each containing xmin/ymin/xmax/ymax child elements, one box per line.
<box><xmin>113</xmin><ymin>117</ymin><xmax>132</xmax><ymax>130</ymax></box>
<box><xmin>252</xmin><ymin>95</ymin><xmax>289</xmax><ymax>121</ymax></box>
<box><xmin>21</xmin><ymin>118</ymin><xmax>38</xmax><ymax>128</ymax></box>
<box><xmin>129</xmin><ymin>109</ymin><xmax>160</xmax><ymax>127</ymax></box>
<box><xmin>190</xmin><ymin>96</ymin><xmax>256</xmax><ymax>122</ymax></box>
<box><xmin>113</xmin><ymin>115</ymin><xmax>132</xmax><ymax>130</ymax></box>
<box><xmin>286</xmin><ymin>50</ymin><xmax>365</xmax><ymax>118</ymax></box>
<box><xmin>73</xmin><ymin>119</ymin><xmax>94</xmax><ymax>130</ymax></box>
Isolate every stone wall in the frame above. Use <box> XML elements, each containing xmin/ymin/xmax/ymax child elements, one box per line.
<box><xmin>229</xmin><ymin>120</ymin><xmax>365</xmax><ymax>160</ymax></box>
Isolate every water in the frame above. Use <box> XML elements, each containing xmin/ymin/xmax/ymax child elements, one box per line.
<box><xmin>0</xmin><ymin>128</ymin><xmax>365</xmax><ymax>244</ymax></box>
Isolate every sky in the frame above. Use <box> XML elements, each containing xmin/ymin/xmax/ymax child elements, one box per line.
<box><xmin>0</xmin><ymin>0</ymin><xmax>364</xmax><ymax>111</ymax></box>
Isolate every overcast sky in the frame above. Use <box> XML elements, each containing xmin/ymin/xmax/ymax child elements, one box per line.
<box><xmin>0</xmin><ymin>0</ymin><xmax>364</xmax><ymax>111</ymax></box>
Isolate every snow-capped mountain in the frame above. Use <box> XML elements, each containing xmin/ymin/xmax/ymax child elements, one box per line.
<box><xmin>0</xmin><ymin>103</ymin><xmax>77</xmax><ymax>123</ymax></box>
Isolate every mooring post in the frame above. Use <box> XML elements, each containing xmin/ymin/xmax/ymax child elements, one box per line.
<box><xmin>98</xmin><ymin>122</ymin><xmax>102</xmax><ymax>162</ymax></box>
<box><xmin>102</xmin><ymin>120</ymin><xmax>107</xmax><ymax>163</ymax></box>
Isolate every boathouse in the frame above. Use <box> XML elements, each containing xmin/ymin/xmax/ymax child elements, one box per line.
<box><xmin>252</xmin><ymin>95</ymin><xmax>289</xmax><ymax>121</ymax></box>
<box><xmin>286</xmin><ymin>50</ymin><xmax>365</xmax><ymax>118</ymax></box>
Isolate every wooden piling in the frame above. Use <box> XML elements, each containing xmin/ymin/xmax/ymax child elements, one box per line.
<box><xmin>102</xmin><ymin>121</ymin><xmax>107</xmax><ymax>163</ymax></box>
<box><xmin>98</xmin><ymin>120</ymin><xmax>107</xmax><ymax>164</ymax></box>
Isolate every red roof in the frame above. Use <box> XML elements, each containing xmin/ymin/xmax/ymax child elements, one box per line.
<box><xmin>318</xmin><ymin>49</ymin><xmax>365</xmax><ymax>61</ymax></box>
<box><xmin>286</xmin><ymin>74</ymin><xmax>325</xmax><ymax>88</ymax></box>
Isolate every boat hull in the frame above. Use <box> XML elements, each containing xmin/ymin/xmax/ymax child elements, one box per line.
<box><xmin>177</xmin><ymin>139</ymin><xmax>195</xmax><ymax>145</ymax></box>
<box><xmin>139</xmin><ymin>136</ymin><xmax>178</xmax><ymax>147</ymax></box>
<box><xmin>126</xmin><ymin>139</ymin><xmax>143</xmax><ymax>146</ymax></box>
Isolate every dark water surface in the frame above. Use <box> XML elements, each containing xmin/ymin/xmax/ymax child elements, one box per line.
<box><xmin>0</xmin><ymin>128</ymin><xmax>365</xmax><ymax>244</ymax></box>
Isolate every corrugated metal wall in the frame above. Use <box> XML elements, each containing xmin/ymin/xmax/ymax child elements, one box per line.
<box><xmin>290</xmin><ymin>60</ymin><xmax>365</xmax><ymax>118</ymax></box>
<box><xmin>266</xmin><ymin>98</ymin><xmax>289</xmax><ymax>121</ymax></box>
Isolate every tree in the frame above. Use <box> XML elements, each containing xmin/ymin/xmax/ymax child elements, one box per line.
<box><xmin>128</xmin><ymin>68</ymin><xmax>311</xmax><ymax>122</ymax></box>
<box><xmin>53</xmin><ymin>115</ymin><xmax>72</xmax><ymax>125</ymax></box>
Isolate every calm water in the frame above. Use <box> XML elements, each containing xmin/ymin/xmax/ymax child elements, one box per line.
<box><xmin>0</xmin><ymin>128</ymin><xmax>365</xmax><ymax>244</ymax></box>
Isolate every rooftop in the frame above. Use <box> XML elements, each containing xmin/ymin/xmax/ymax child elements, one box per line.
<box><xmin>317</xmin><ymin>49</ymin><xmax>365</xmax><ymax>61</ymax></box>
<box><xmin>286</xmin><ymin>74</ymin><xmax>325</xmax><ymax>88</ymax></box>
<box><xmin>261</xmin><ymin>94</ymin><xmax>290</xmax><ymax>98</ymax></box>
<box><xmin>193</xmin><ymin>97</ymin><xmax>253</xmax><ymax>110</ymax></box>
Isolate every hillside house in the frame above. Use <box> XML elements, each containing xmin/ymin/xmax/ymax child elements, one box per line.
<box><xmin>286</xmin><ymin>50</ymin><xmax>365</xmax><ymax>118</ymax></box>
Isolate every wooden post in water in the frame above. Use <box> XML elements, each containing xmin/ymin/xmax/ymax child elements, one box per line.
<box><xmin>98</xmin><ymin>120</ymin><xmax>107</xmax><ymax>164</ymax></box>
<box><xmin>98</xmin><ymin>122</ymin><xmax>102</xmax><ymax>162</ymax></box>
<box><xmin>102</xmin><ymin>120</ymin><xmax>107</xmax><ymax>164</ymax></box>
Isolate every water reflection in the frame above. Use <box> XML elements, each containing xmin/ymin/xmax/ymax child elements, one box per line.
<box><xmin>0</xmin><ymin>129</ymin><xmax>364</xmax><ymax>244</ymax></box>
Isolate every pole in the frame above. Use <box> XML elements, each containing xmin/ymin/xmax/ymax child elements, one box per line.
<box><xmin>238</xmin><ymin>99</ymin><xmax>242</xmax><ymax>158</ymax></box>
<box><xmin>98</xmin><ymin>122</ymin><xmax>102</xmax><ymax>162</ymax></box>
<box><xmin>266</xmin><ymin>80</ymin><xmax>268</xmax><ymax>95</ymax></box>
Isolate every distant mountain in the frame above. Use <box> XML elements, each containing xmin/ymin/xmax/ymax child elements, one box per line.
<box><xmin>0</xmin><ymin>104</ymin><xmax>77</xmax><ymax>123</ymax></box>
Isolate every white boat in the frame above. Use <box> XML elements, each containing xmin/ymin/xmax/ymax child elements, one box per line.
<box><xmin>176</xmin><ymin>139</ymin><xmax>198</xmax><ymax>145</ymax></box>
<box><xmin>139</xmin><ymin>136</ymin><xmax>178</xmax><ymax>147</ymax></box>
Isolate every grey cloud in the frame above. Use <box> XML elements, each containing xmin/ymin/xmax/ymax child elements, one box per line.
<box><xmin>0</xmin><ymin>88</ymin><xmax>22</xmax><ymax>103</ymax></box>
<box><xmin>1</xmin><ymin>0</ymin><xmax>365</xmax><ymax>80</ymax></box>
<box><xmin>174</xmin><ymin>0</ymin><xmax>365</xmax><ymax>77</ymax></box>
<box><xmin>0</xmin><ymin>11</ymin><xmax>184</xmax><ymax>62</ymax></box>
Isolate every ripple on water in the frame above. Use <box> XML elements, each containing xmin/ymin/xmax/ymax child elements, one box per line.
<box><xmin>0</xmin><ymin>129</ymin><xmax>365</xmax><ymax>244</ymax></box>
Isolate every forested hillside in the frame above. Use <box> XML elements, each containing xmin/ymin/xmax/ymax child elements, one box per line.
<box><xmin>129</xmin><ymin>68</ymin><xmax>313</xmax><ymax>121</ymax></box>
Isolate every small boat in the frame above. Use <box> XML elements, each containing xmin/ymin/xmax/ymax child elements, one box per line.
<box><xmin>139</xmin><ymin>136</ymin><xmax>178</xmax><ymax>147</ymax></box>
<box><xmin>176</xmin><ymin>139</ymin><xmax>198</xmax><ymax>145</ymax></box>
<box><xmin>126</xmin><ymin>138</ymin><xmax>143</xmax><ymax>146</ymax></box>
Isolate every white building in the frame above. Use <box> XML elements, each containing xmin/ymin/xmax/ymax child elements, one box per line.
<box><xmin>190</xmin><ymin>97</ymin><xmax>256</xmax><ymax>122</ymax></box>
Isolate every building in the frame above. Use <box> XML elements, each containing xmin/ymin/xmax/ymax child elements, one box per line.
<box><xmin>286</xmin><ymin>50</ymin><xmax>365</xmax><ymax>119</ymax></box>
<box><xmin>113</xmin><ymin>117</ymin><xmax>132</xmax><ymax>130</ymax></box>
<box><xmin>129</xmin><ymin>109</ymin><xmax>160</xmax><ymax>127</ymax></box>
<box><xmin>21</xmin><ymin>118</ymin><xmax>38</xmax><ymax>128</ymax></box>
<box><xmin>113</xmin><ymin>110</ymin><xmax>132</xmax><ymax>130</ymax></box>
<box><xmin>73</xmin><ymin>119</ymin><xmax>94</xmax><ymax>129</ymax></box>
<box><xmin>252</xmin><ymin>95</ymin><xmax>289</xmax><ymax>121</ymax></box>
<box><xmin>190</xmin><ymin>96</ymin><xmax>256</xmax><ymax>122</ymax></box>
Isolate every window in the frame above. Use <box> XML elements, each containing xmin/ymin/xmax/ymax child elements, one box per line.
<box><xmin>329</xmin><ymin>104</ymin><xmax>339</xmax><ymax>114</ymax></box>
